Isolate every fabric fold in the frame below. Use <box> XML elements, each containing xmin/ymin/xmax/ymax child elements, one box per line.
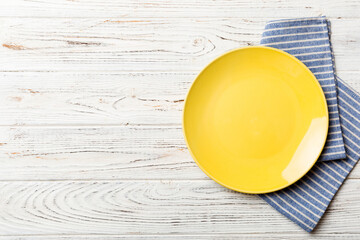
<box><xmin>258</xmin><ymin>17</ymin><xmax>360</xmax><ymax>232</ymax></box>
<box><xmin>261</xmin><ymin>17</ymin><xmax>345</xmax><ymax>161</ymax></box>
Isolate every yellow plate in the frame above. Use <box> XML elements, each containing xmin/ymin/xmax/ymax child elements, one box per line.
<box><xmin>183</xmin><ymin>46</ymin><xmax>328</xmax><ymax>194</ymax></box>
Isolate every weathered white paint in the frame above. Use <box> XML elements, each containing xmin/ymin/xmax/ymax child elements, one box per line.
<box><xmin>0</xmin><ymin>71</ymin><xmax>359</xmax><ymax>126</ymax></box>
<box><xmin>0</xmin><ymin>0</ymin><xmax>359</xmax><ymax>239</ymax></box>
<box><xmin>0</xmin><ymin>126</ymin><xmax>359</xmax><ymax>181</ymax></box>
<box><xmin>0</xmin><ymin>0</ymin><xmax>359</xmax><ymax>18</ymax></box>
<box><xmin>0</xmin><ymin>180</ymin><xmax>359</xmax><ymax>236</ymax></box>
<box><xmin>0</xmin><ymin>18</ymin><xmax>358</xmax><ymax>72</ymax></box>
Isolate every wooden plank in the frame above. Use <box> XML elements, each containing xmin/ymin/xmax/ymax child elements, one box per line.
<box><xmin>0</xmin><ymin>179</ymin><xmax>358</xmax><ymax>235</ymax></box>
<box><xmin>0</xmin><ymin>71</ymin><xmax>359</xmax><ymax>126</ymax></box>
<box><xmin>0</xmin><ymin>126</ymin><xmax>358</xmax><ymax>180</ymax></box>
<box><xmin>1</xmin><ymin>234</ymin><xmax>360</xmax><ymax>240</ymax></box>
<box><xmin>0</xmin><ymin>126</ymin><xmax>199</xmax><ymax>180</ymax></box>
<box><xmin>1</xmin><ymin>0</ymin><xmax>360</xmax><ymax>18</ymax></box>
<box><xmin>0</xmin><ymin>72</ymin><xmax>190</xmax><ymax>126</ymax></box>
<box><xmin>0</xmin><ymin>18</ymin><xmax>359</xmax><ymax>72</ymax></box>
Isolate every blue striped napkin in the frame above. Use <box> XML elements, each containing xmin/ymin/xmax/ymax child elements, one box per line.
<box><xmin>258</xmin><ymin>17</ymin><xmax>360</xmax><ymax>232</ymax></box>
<box><xmin>261</xmin><ymin>17</ymin><xmax>345</xmax><ymax>161</ymax></box>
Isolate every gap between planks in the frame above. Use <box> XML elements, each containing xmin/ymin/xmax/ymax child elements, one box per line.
<box><xmin>1</xmin><ymin>233</ymin><xmax>360</xmax><ymax>237</ymax></box>
<box><xmin>0</xmin><ymin>178</ymin><xmax>358</xmax><ymax>182</ymax></box>
<box><xmin>0</xmin><ymin>16</ymin><xmax>359</xmax><ymax>19</ymax></box>
<box><xmin>0</xmin><ymin>124</ymin><xmax>182</xmax><ymax>128</ymax></box>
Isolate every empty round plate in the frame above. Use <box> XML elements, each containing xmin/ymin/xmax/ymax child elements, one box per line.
<box><xmin>183</xmin><ymin>46</ymin><xmax>328</xmax><ymax>194</ymax></box>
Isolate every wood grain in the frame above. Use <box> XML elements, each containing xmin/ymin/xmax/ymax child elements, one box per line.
<box><xmin>0</xmin><ymin>72</ymin><xmax>190</xmax><ymax>126</ymax></box>
<box><xmin>0</xmin><ymin>18</ymin><xmax>359</xmax><ymax>72</ymax></box>
<box><xmin>0</xmin><ymin>126</ymin><xmax>358</xmax><ymax>180</ymax></box>
<box><xmin>0</xmin><ymin>126</ymin><xmax>197</xmax><ymax>180</ymax></box>
<box><xmin>0</xmin><ymin>0</ymin><xmax>360</xmax><ymax>238</ymax></box>
<box><xmin>0</xmin><ymin>71</ymin><xmax>359</xmax><ymax>127</ymax></box>
<box><xmin>0</xmin><ymin>180</ymin><xmax>358</xmax><ymax>235</ymax></box>
<box><xmin>1</xmin><ymin>0</ymin><xmax>359</xmax><ymax>18</ymax></box>
<box><xmin>2</xmin><ymin>235</ymin><xmax>360</xmax><ymax>240</ymax></box>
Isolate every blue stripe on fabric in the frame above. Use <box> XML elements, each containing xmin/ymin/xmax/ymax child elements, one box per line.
<box><xmin>318</xmin><ymin>79</ymin><xmax>335</xmax><ymax>86</ymax></box>
<box><xmin>275</xmin><ymin>191</ymin><xmax>321</xmax><ymax>221</ymax></box>
<box><xmin>326</xmin><ymin>98</ymin><xmax>338</xmax><ymax>105</ymax></box>
<box><xmin>316</xmin><ymin>162</ymin><xmax>346</xmax><ymax>181</ymax></box>
<box><xmin>325</xmin><ymin>92</ymin><xmax>337</xmax><ymax>98</ymax></box>
<box><xmin>338</xmin><ymin>79</ymin><xmax>360</xmax><ymax>103</ymax></box>
<box><xmin>289</xmin><ymin>185</ymin><xmax>327</xmax><ymax>210</ymax></box>
<box><xmin>309</xmin><ymin>66</ymin><xmax>334</xmax><ymax>73</ymax></box>
<box><xmin>295</xmin><ymin>52</ymin><xmax>332</xmax><ymax>61</ymax></box>
<box><xmin>304</xmin><ymin>59</ymin><xmax>333</xmax><ymax>67</ymax></box>
<box><xmin>329</xmin><ymin>119</ymin><xmax>340</xmax><ymax>125</ymax></box>
<box><xmin>265</xmin><ymin>19</ymin><xmax>326</xmax><ymax>29</ymax></box>
<box><xmin>325</xmin><ymin>138</ymin><xmax>344</xmax><ymax>145</ymax></box>
<box><xmin>261</xmin><ymin>32</ymin><xmax>329</xmax><ymax>44</ymax></box>
<box><xmin>262</xmin><ymin>26</ymin><xmax>327</xmax><ymax>37</ymax></box>
<box><xmin>314</xmin><ymin>73</ymin><xmax>333</xmax><ymax>79</ymax></box>
<box><xmin>260</xmin><ymin>77</ymin><xmax>360</xmax><ymax>232</ymax></box>
<box><xmin>266</xmin><ymin>39</ymin><xmax>329</xmax><ymax>49</ymax></box>
<box><xmin>284</xmin><ymin>188</ymin><xmax>324</xmax><ymax>216</ymax></box>
<box><xmin>305</xmin><ymin>172</ymin><xmax>337</xmax><ymax>193</ymax></box>
<box><xmin>261</xmin><ymin>194</ymin><xmax>314</xmax><ymax>232</ymax></box>
<box><xmin>312</xmin><ymin>166</ymin><xmax>341</xmax><ymax>187</ymax></box>
<box><xmin>318</xmin><ymin>154</ymin><xmax>344</xmax><ymax>162</ymax></box>
<box><xmin>260</xmin><ymin>16</ymin><xmax>345</xmax><ymax>162</ymax></box>
<box><xmin>258</xmin><ymin>17</ymin><xmax>359</xmax><ymax>232</ymax></box>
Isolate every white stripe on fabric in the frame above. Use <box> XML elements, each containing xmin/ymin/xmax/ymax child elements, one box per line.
<box><xmin>321</xmin><ymin>83</ymin><xmax>336</xmax><ymax>87</ymax></box>
<box><xmin>314</xmin><ymin>71</ymin><xmax>334</xmax><ymax>75</ymax></box>
<box><xmin>331</xmin><ymin>161</ymin><xmax>351</xmax><ymax>174</ymax></box>
<box><xmin>340</xmin><ymin>98</ymin><xmax>360</xmax><ymax>117</ymax></box>
<box><xmin>327</xmin><ymin>131</ymin><xmax>341</xmax><ymax>135</ymax></box>
<box><xmin>342</xmin><ymin>82</ymin><xmax>360</xmax><ymax>98</ymax></box>
<box><xmin>342</xmin><ymin>159</ymin><xmax>354</xmax><ymax>168</ymax></box>
<box><xmin>340</xmin><ymin>80</ymin><xmax>360</xmax><ymax>95</ymax></box>
<box><xmin>346</xmin><ymin>154</ymin><xmax>358</xmax><ymax>163</ymax></box>
<box><xmin>268</xmin><ymin>17</ymin><xmax>326</xmax><ymax>24</ymax></box>
<box><xmin>323</xmin><ymin>90</ymin><xmax>336</xmax><ymax>94</ymax></box>
<box><xmin>342</xmin><ymin>134</ymin><xmax>360</xmax><ymax>151</ymax></box>
<box><xmin>265</xmin><ymin>37</ymin><xmax>329</xmax><ymax>46</ymax></box>
<box><xmin>304</xmin><ymin>175</ymin><xmax>334</xmax><ymax>196</ymax></box>
<box><xmin>320</xmin><ymin>151</ymin><xmax>345</xmax><ymax>157</ymax></box>
<box><xmin>282</xmin><ymin>44</ymin><xmax>330</xmax><ymax>51</ymax></box>
<box><xmin>321</xmin><ymin>163</ymin><xmax>347</xmax><ymax>178</ymax></box>
<box><xmin>281</xmin><ymin>191</ymin><xmax>322</xmax><ymax>218</ymax></box>
<box><xmin>263</xmin><ymin>24</ymin><xmax>327</xmax><ymax>32</ymax></box>
<box><xmin>325</xmin><ymin>97</ymin><xmax>337</xmax><ymax>101</ymax></box>
<box><xmin>262</xmin><ymin>195</ymin><xmax>313</xmax><ymax>231</ymax></box>
<box><xmin>326</xmin><ymin>137</ymin><xmax>343</xmax><ymax>142</ymax></box>
<box><xmin>341</xmin><ymin>117</ymin><xmax>360</xmax><ymax>134</ymax></box>
<box><xmin>293</xmin><ymin>50</ymin><xmax>330</xmax><ymax>56</ymax></box>
<box><xmin>314</xmin><ymin>165</ymin><xmax>342</xmax><ymax>185</ymax></box>
<box><xmin>292</xmin><ymin>184</ymin><xmax>327</xmax><ymax>208</ymax></box>
<box><xmin>262</xmin><ymin>30</ymin><xmax>328</xmax><ymax>39</ymax></box>
<box><xmin>327</xmin><ymin>104</ymin><xmax>338</xmax><ymax>108</ymax></box>
<box><xmin>308</xmin><ymin>64</ymin><xmax>333</xmax><ymax>69</ymax></box>
<box><xmin>302</xmin><ymin>57</ymin><xmax>332</xmax><ymax>63</ymax></box>
<box><xmin>274</xmin><ymin>192</ymin><xmax>319</xmax><ymax>224</ymax></box>
<box><xmin>340</xmin><ymin>122</ymin><xmax>360</xmax><ymax>147</ymax></box>
<box><xmin>309</xmin><ymin>170</ymin><xmax>338</xmax><ymax>191</ymax></box>
<box><xmin>324</xmin><ymin>144</ymin><xmax>344</xmax><ymax>149</ymax></box>
<box><xmin>258</xmin><ymin>17</ymin><xmax>359</xmax><ymax>233</ymax></box>
<box><xmin>288</xmin><ymin>188</ymin><xmax>325</xmax><ymax>211</ymax></box>
<box><xmin>298</xmin><ymin>180</ymin><xmax>331</xmax><ymax>201</ymax></box>
<box><xmin>338</xmin><ymin>88</ymin><xmax>360</xmax><ymax>115</ymax></box>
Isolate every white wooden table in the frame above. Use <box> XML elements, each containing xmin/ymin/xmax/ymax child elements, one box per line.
<box><xmin>0</xmin><ymin>1</ymin><xmax>359</xmax><ymax>239</ymax></box>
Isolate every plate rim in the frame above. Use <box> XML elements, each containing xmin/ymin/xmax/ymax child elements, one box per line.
<box><xmin>182</xmin><ymin>46</ymin><xmax>329</xmax><ymax>194</ymax></box>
